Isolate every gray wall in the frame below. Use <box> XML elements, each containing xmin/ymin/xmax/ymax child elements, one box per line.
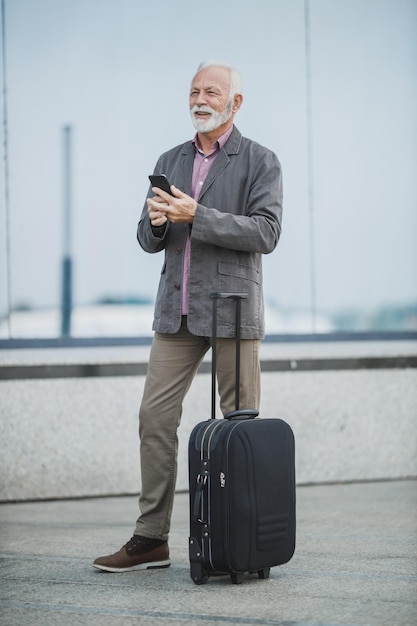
<box><xmin>1</xmin><ymin>340</ymin><xmax>416</xmax><ymax>501</ymax></box>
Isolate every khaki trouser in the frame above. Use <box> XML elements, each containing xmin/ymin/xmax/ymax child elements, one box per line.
<box><xmin>135</xmin><ymin>317</ymin><xmax>261</xmax><ymax>540</ymax></box>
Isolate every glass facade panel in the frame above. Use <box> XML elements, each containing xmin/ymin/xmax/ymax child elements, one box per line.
<box><xmin>1</xmin><ymin>0</ymin><xmax>416</xmax><ymax>338</ymax></box>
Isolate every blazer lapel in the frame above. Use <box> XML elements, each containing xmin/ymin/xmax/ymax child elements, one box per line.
<box><xmin>178</xmin><ymin>126</ymin><xmax>242</xmax><ymax>200</ymax></box>
<box><xmin>198</xmin><ymin>126</ymin><xmax>242</xmax><ymax>201</ymax></box>
<box><xmin>179</xmin><ymin>143</ymin><xmax>196</xmax><ymax>196</ymax></box>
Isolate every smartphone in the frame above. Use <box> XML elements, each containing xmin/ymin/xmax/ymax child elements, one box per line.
<box><xmin>148</xmin><ymin>174</ymin><xmax>174</xmax><ymax>196</ymax></box>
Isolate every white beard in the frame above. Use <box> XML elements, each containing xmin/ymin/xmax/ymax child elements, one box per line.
<box><xmin>190</xmin><ymin>99</ymin><xmax>233</xmax><ymax>133</ymax></box>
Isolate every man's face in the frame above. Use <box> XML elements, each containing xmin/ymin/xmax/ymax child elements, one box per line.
<box><xmin>189</xmin><ymin>67</ymin><xmax>233</xmax><ymax>133</ymax></box>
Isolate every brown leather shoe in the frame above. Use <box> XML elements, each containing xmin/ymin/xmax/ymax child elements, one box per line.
<box><xmin>93</xmin><ymin>535</ymin><xmax>171</xmax><ymax>572</ymax></box>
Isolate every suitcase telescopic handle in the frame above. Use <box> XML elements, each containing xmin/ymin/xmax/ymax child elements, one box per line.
<box><xmin>210</xmin><ymin>293</ymin><xmax>259</xmax><ymax>421</ymax></box>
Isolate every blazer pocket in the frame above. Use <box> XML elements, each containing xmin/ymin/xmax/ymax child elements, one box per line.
<box><xmin>218</xmin><ymin>261</ymin><xmax>260</xmax><ymax>284</ymax></box>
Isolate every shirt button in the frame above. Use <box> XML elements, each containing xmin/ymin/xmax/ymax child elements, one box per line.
<box><xmin>204</xmin><ymin>158</ymin><xmax>208</xmax><ymax>163</ymax></box>
<box><xmin>175</xmin><ymin>247</ymin><xmax>182</xmax><ymax>254</ymax></box>
<box><xmin>174</xmin><ymin>283</ymin><xmax>181</xmax><ymax>291</ymax></box>
<box><xmin>199</xmin><ymin>181</ymin><xmax>203</xmax><ymax>186</ymax></box>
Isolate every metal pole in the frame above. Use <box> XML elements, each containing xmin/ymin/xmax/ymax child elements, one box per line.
<box><xmin>1</xmin><ymin>0</ymin><xmax>12</xmax><ymax>337</ymax></box>
<box><xmin>61</xmin><ymin>125</ymin><xmax>73</xmax><ymax>336</ymax></box>
<box><xmin>304</xmin><ymin>0</ymin><xmax>317</xmax><ymax>333</ymax></box>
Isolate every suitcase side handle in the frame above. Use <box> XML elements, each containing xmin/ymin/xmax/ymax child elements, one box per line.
<box><xmin>210</xmin><ymin>292</ymin><xmax>248</xmax><ymax>420</ymax></box>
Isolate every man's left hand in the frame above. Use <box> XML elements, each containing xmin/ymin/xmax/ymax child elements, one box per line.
<box><xmin>147</xmin><ymin>186</ymin><xmax>197</xmax><ymax>224</ymax></box>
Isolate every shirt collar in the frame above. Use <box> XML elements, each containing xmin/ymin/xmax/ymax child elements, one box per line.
<box><xmin>192</xmin><ymin>124</ymin><xmax>234</xmax><ymax>155</ymax></box>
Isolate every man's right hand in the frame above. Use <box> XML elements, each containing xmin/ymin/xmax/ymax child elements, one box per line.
<box><xmin>148</xmin><ymin>199</ymin><xmax>168</xmax><ymax>228</ymax></box>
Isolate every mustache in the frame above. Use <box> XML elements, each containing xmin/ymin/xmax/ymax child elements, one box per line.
<box><xmin>190</xmin><ymin>105</ymin><xmax>215</xmax><ymax>115</ymax></box>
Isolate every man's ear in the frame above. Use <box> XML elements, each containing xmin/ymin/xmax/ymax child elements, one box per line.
<box><xmin>232</xmin><ymin>94</ymin><xmax>243</xmax><ymax>113</ymax></box>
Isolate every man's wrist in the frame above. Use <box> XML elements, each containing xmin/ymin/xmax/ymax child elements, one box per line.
<box><xmin>151</xmin><ymin>223</ymin><xmax>167</xmax><ymax>238</ymax></box>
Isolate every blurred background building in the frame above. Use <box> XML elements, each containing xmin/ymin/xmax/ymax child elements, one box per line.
<box><xmin>1</xmin><ymin>0</ymin><xmax>416</xmax><ymax>339</ymax></box>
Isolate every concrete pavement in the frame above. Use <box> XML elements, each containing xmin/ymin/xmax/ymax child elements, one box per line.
<box><xmin>0</xmin><ymin>480</ymin><xmax>416</xmax><ymax>626</ymax></box>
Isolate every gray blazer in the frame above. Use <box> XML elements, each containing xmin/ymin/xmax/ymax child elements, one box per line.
<box><xmin>137</xmin><ymin>126</ymin><xmax>283</xmax><ymax>339</ymax></box>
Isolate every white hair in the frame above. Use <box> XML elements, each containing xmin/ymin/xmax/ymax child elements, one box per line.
<box><xmin>195</xmin><ymin>60</ymin><xmax>242</xmax><ymax>98</ymax></box>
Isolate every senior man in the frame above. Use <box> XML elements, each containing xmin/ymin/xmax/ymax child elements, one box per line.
<box><xmin>93</xmin><ymin>60</ymin><xmax>283</xmax><ymax>572</ymax></box>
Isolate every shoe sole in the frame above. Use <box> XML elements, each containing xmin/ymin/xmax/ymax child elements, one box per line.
<box><xmin>93</xmin><ymin>559</ymin><xmax>171</xmax><ymax>573</ymax></box>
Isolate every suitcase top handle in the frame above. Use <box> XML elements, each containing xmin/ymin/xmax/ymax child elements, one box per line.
<box><xmin>210</xmin><ymin>292</ymin><xmax>248</xmax><ymax>301</ymax></box>
<box><xmin>224</xmin><ymin>409</ymin><xmax>259</xmax><ymax>420</ymax></box>
<box><xmin>210</xmin><ymin>292</ymin><xmax>257</xmax><ymax>421</ymax></box>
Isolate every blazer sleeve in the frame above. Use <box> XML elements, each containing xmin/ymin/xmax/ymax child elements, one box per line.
<box><xmin>136</xmin><ymin>160</ymin><xmax>171</xmax><ymax>253</ymax></box>
<box><xmin>191</xmin><ymin>147</ymin><xmax>283</xmax><ymax>255</ymax></box>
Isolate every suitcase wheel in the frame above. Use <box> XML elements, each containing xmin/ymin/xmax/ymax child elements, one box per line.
<box><xmin>193</xmin><ymin>573</ymin><xmax>209</xmax><ymax>585</ymax></box>
<box><xmin>257</xmin><ymin>567</ymin><xmax>270</xmax><ymax>580</ymax></box>
<box><xmin>190</xmin><ymin>563</ymin><xmax>209</xmax><ymax>585</ymax></box>
<box><xmin>231</xmin><ymin>572</ymin><xmax>244</xmax><ymax>584</ymax></box>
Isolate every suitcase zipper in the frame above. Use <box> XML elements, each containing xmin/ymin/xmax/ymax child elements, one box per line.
<box><xmin>223</xmin><ymin>421</ymin><xmax>247</xmax><ymax>572</ymax></box>
<box><xmin>198</xmin><ymin>420</ymin><xmax>223</xmax><ymax>568</ymax></box>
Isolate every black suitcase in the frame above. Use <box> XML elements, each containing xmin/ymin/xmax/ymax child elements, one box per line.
<box><xmin>188</xmin><ymin>292</ymin><xmax>296</xmax><ymax>585</ymax></box>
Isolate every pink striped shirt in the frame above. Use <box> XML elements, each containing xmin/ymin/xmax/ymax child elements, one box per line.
<box><xmin>181</xmin><ymin>126</ymin><xmax>234</xmax><ymax>314</ymax></box>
